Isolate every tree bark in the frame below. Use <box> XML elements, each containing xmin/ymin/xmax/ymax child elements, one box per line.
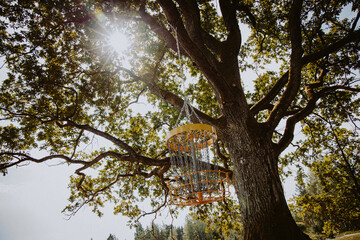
<box><xmin>217</xmin><ymin>109</ymin><xmax>311</xmax><ymax>240</ymax></box>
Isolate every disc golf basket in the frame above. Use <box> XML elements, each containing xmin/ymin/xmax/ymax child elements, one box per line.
<box><xmin>166</xmin><ymin>120</ymin><xmax>230</xmax><ymax>206</ymax></box>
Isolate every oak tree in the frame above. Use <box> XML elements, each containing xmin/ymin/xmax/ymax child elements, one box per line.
<box><xmin>1</xmin><ymin>0</ymin><xmax>359</xmax><ymax>239</ymax></box>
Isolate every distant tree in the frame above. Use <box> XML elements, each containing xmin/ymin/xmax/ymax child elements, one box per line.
<box><xmin>134</xmin><ymin>223</ymin><xmax>180</xmax><ymax>240</ymax></box>
<box><xmin>134</xmin><ymin>215</ymin><xmax>242</xmax><ymax>240</ymax></box>
<box><xmin>149</xmin><ymin>224</ymin><xmax>163</xmax><ymax>240</ymax></box>
<box><xmin>107</xmin><ymin>234</ymin><xmax>119</xmax><ymax>240</ymax></box>
<box><xmin>168</xmin><ymin>228</ymin><xmax>178</xmax><ymax>240</ymax></box>
<box><xmin>134</xmin><ymin>223</ymin><xmax>147</xmax><ymax>240</ymax></box>
<box><xmin>176</xmin><ymin>226</ymin><xmax>184</xmax><ymax>240</ymax></box>
<box><xmin>290</xmin><ymin>171</ymin><xmax>325</xmax><ymax>235</ymax></box>
<box><xmin>183</xmin><ymin>216</ymin><xmax>217</xmax><ymax>240</ymax></box>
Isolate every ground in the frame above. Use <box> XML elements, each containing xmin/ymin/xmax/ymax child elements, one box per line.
<box><xmin>323</xmin><ymin>232</ymin><xmax>360</xmax><ymax>240</ymax></box>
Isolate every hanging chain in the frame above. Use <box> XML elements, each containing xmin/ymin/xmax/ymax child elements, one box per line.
<box><xmin>171</xmin><ymin>25</ymin><xmax>202</xmax><ymax>125</ymax></box>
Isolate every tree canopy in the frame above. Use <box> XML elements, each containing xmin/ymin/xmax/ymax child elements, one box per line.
<box><xmin>1</xmin><ymin>0</ymin><xmax>359</xmax><ymax>239</ymax></box>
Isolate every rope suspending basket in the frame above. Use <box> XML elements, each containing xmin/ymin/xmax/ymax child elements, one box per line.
<box><xmin>166</xmin><ymin>122</ymin><xmax>230</xmax><ymax>206</ymax></box>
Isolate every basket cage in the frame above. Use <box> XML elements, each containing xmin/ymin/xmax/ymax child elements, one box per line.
<box><xmin>167</xmin><ymin>170</ymin><xmax>230</xmax><ymax>206</ymax></box>
<box><xmin>166</xmin><ymin>124</ymin><xmax>230</xmax><ymax>206</ymax></box>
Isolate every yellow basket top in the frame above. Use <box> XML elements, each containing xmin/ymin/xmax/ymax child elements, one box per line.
<box><xmin>166</xmin><ymin>123</ymin><xmax>217</xmax><ymax>152</ymax></box>
<box><xmin>165</xmin><ymin>123</ymin><xmax>216</xmax><ymax>141</ymax></box>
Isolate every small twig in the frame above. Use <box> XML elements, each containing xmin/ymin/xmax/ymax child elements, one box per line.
<box><xmin>134</xmin><ymin>189</ymin><xmax>168</xmax><ymax>223</ymax></box>
<box><xmin>71</xmin><ymin>129</ymin><xmax>84</xmax><ymax>159</ymax></box>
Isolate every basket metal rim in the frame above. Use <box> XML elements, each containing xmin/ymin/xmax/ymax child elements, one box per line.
<box><xmin>165</xmin><ymin>123</ymin><xmax>216</xmax><ymax>141</ymax></box>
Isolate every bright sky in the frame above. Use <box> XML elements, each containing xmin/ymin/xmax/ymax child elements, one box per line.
<box><xmin>0</xmin><ymin>162</ymin><xmax>191</xmax><ymax>240</ymax></box>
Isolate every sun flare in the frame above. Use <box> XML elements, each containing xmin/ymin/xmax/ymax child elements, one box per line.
<box><xmin>108</xmin><ymin>31</ymin><xmax>131</xmax><ymax>55</ymax></box>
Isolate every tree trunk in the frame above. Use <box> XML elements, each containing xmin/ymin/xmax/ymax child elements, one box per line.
<box><xmin>218</xmin><ymin>110</ymin><xmax>311</xmax><ymax>240</ymax></box>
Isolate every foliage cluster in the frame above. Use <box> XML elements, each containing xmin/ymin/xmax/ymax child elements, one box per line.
<box><xmin>287</xmin><ymin>108</ymin><xmax>360</xmax><ymax>236</ymax></box>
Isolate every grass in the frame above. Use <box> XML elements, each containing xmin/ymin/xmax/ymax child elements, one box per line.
<box><xmin>334</xmin><ymin>231</ymin><xmax>360</xmax><ymax>240</ymax></box>
<box><xmin>334</xmin><ymin>234</ymin><xmax>360</xmax><ymax>240</ymax></box>
<box><xmin>308</xmin><ymin>230</ymin><xmax>360</xmax><ymax>240</ymax></box>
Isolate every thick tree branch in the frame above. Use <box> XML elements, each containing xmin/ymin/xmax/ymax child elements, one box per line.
<box><xmin>0</xmin><ymin>151</ymin><xmax>171</xmax><ymax>172</ymax></box>
<box><xmin>219</xmin><ymin>0</ymin><xmax>241</xmax><ymax>58</ymax></box>
<box><xmin>175</xmin><ymin>0</ymin><xmax>203</xmax><ymax>44</ymax></box>
<box><xmin>175</xmin><ymin>0</ymin><xmax>236</xmax><ymax>60</ymax></box>
<box><xmin>62</xmin><ymin>120</ymin><xmax>138</xmax><ymax>156</ymax></box>
<box><xmin>351</xmin><ymin>10</ymin><xmax>360</xmax><ymax>33</ymax></box>
<box><xmin>250</xmin><ymin>72</ymin><xmax>289</xmax><ymax>114</ymax></box>
<box><xmin>276</xmin><ymin>97</ymin><xmax>317</xmax><ymax>154</ymax></box>
<box><xmin>252</xmin><ymin>28</ymin><xmax>360</xmax><ymax>116</ymax></box>
<box><xmin>276</xmin><ymin>85</ymin><xmax>360</xmax><ymax>153</ymax></box>
<box><xmin>155</xmin><ymin>0</ymin><xmax>235</xmax><ymax>104</ymax></box>
<box><xmin>266</xmin><ymin>0</ymin><xmax>304</xmax><ymax>131</ymax></box>
<box><xmin>235</xmin><ymin>2</ymin><xmax>257</xmax><ymax>28</ymax></box>
<box><xmin>301</xmin><ymin>29</ymin><xmax>360</xmax><ymax>65</ymax></box>
<box><xmin>138</xmin><ymin>6</ymin><xmax>188</xmax><ymax>57</ymax></box>
<box><xmin>200</xmin><ymin>29</ymin><xmax>223</xmax><ymax>55</ymax></box>
<box><xmin>215</xmin><ymin>140</ymin><xmax>230</xmax><ymax>170</ymax></box>
<box><xmin>174</xmin><ymin>0</ymin><xmax>228</xmax><ymax>60</ymax></box>
<box><xmin>251</xmin><ymin>12</ymin><xmax>359</xmax><ymax>129</ymax></box>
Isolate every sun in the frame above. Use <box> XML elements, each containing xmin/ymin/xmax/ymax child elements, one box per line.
<box><xmin>108</xmin><ymin>31</ymin><xmax>131</xmax><ymax>55</ymax></box>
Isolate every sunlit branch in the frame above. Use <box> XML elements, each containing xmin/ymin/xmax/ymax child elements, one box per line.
<box><xmin>61</xmin><ymin>120</ymin><xmax>137</xmax><ymax>156</ymax></box>
<box><xmin>0</xmin><ymin>153</ymin><xmax>81</xmax><ymax>170</ymax></box>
